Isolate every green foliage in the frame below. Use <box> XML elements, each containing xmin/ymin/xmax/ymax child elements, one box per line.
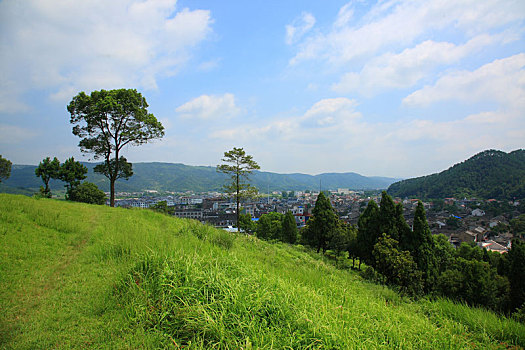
<box><xmin>58</xmin><ymin>157</ymin><xmax>88</xmax><ymax>198</ymax></box>
<box><xmin>356</xmin><ymin>200</ymin><xmax>380</xmax><ymax>266</ymax></box>
<box><xmin>0</xmin><ymin>155</ymin><xmax>12</xmax><ymax>183</ymax></box>
<box><xmin>282</xmin><ymin>211</ymin><xmax>298</xmax><ymax>244</ymax></box>
<box><xmin>303</xmin><ymin>192</ymin><xmax>338</xmax><ymax>253</ymax></box>
<box><xmin>388</xmin><ymin>149</ymin><xmax>525</xmax><ymax>200</ymax></box>
<box><xmin>150</xmin><ymin>200</ymin><xmax>168</xmax><ymax>214</ymax></box>
<box><xmin>68</xmin><ymin>182</ymin><xmax>106</xmax><ymax>205</ymax></box>
<box><xmin>1</xmin><ymin>194</ymin><xmax>524</xmax><ymax>348</ymax></box>
<box><xmin>68</xmin><ymin>88</ymin><xmax>164</xmax><ymax>207</ymax></box>
<box><xmin>437</xmin><ymin>258</ymin><xmax>510</xmax><ymax>311</ymax></box>
<box><xmin>373</xmin><ymin>234</ymin><xmax>423</xmax><ymax>296</ymax></box>
<box><xmin>510</xmin><ymin>214</ymin><xmax>525</xmax><ymax>238</ymax></box>
<box><xmin>256</xmin><ymin>212</ymin><xmax>284</xmax><ymax>240</ymax></box>
<box><xmin>508</xmin><ymin>239</ymin><xmax>525</xmax><ymax>311</ymax></box>
<box><xmin>446</xmin><ymin>216</ymin><xmax>461</xmax><ymax>228</ymax></box>
<box><xmin>238</xmin><ymin>213</ymin><xmax>256</xmax><ymax>233</ymax></box>
<box><xmin>217</xmin><ymin>147</ymin><xmax>260</xmax><ymax>228</ymax></box>
<box><xmin>35</xmin><ymin>156</ymin><xmax>60</xmax><ymax>197</ymax></box>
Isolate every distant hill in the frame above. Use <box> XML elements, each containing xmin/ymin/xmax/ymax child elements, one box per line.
<box><xmin>387</xmin><ymin>149</ymin><xmax>525</xmax><ymax>200</ymax></box>
<box><xmin>1</xmin><ymin>162</ymin><xmax>400</xmax><ymax>194</ymax></box>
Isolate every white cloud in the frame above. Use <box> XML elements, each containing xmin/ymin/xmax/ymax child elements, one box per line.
<box><xmin>290</xmin><ymin>0</ymin><xmax>524</xmax><ymax>66</ymax></box>
<box><xmin>285</xmin><ymin>12</ymin><xmax>316</xmax><ymax>45</ymax></box>
<box><xmin>176</xmin><ymin>93</ymin><xmax>240</xmax><ymax>120</ymax></box>
<box><xmin>403</xmin><ymin>53</ymin><xmax>525</xmax><ymax>107</ymax></box>
<box><xmin>0</xmin><ymin>0</ymin><xmax>213</xmax><ymax>104</ymax></box>
<box><xmin>333</xmin><ymin>34</ymin><xmax>500</xmax><ymax>95</ymax></box>
<box><xmin>209</xmin><ymin>96</ymin><xmax>524</xmax><ymax>177</ymax></box>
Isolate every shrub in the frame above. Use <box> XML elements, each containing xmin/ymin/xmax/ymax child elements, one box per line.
<box><xmin>68</xmin><ymin>182</ymin><xmax>106</xmax><ymax>205</ymax></box>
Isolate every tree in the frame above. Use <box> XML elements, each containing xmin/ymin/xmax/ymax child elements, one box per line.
<box><xmin>406</xmin><ymin>201</ymin><xmax>437</xmax><ymax>291</ymax></box>
<box><xmin>217</xmin><ymin>147</ymin><xmax>260</xmax><ymax>230</ymax></box>
<box><xmin>356</xmin><ymin>200</ymin><xmax>380</xmax><ymax>268</ymax></box>
<box><xmin>0</xmin><ymin>155</ymin><xmax>12</xmax><ymax>183</ymax></box>
<box><xmin>68</xmin><ymin>182</ymin><xmax>106</xmax><ymax>205</ymax></box>
<box><xmin>58</xmin><ymin>157</ymin><xmax>87</xmax><ymax>199</ymax></box>
<box><xmin>256</xmin><ymin>212</ymin><xmax>284</xmax><ymax>240</ymax></box>
<box><xmin>238</xmin><ymin>213</ymin><xmax>256</xmax><ymax>234</ymax></box>
<box><xmin>68</xmin><ymin>88</ymin><xmax>164</xmax><ymax>207</ymax></box>
<box><xmin>35</xmin><ymin>157</ymin><xmax>60</xmax><ymax>198</ymax></box>
<box><xmin>373</xmin><ymin>233</ymin><xmax>423</xmax><ymax>296</ymax></box>
<box><xmin>378</xmin><ymin>191</ymin><xmax>399</xmax><ymax>241</ymax></box>
<box><xmin>304</xmin><ymin>192</ymin><xmax>338</xmax><ymax>253</ymax></box>
<box><xmin>507</xmin><ymin>239</ymin><xmax>525</xmax><ymax>311</ymax></box>
<box><xmin>282</xmin><ymin>211</ymin><xmax>298</xmax><ymax>244</ymax></box>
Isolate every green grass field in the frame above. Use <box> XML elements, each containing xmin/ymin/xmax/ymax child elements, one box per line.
<box><xmin>1</xmin><ymin>193</ymin><xmax>523</xmax><ymax>349</ymax></box>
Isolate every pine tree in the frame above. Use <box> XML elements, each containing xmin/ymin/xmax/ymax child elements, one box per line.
<box><xmin>282</xmin><ymin>211</ymin><xmax>298</xmax><ymax>244</ymax></box>
<box><xmin>307</xmin><ymin>192</ymin><xmax>338</xmax><ymax>253</ymax></box>
<box><xmin>410</xmin><ymin>201</ymin><xmax>437</xmax><ymax>291</ymax></box>
<box><xmin>378</xmin><ymin>191</ymin><xmax>399</xmax><ymax>240</ymax></box>
<box><xmin>356</xmin><ymin>200</ymin><xmax>380</xmax><ymax>268</ymax></box>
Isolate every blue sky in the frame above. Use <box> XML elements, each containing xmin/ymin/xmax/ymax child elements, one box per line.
<box><xmin>1</xmin><ymin>0</ymin><xmax>524</xmax><ymax>178</ymax></box>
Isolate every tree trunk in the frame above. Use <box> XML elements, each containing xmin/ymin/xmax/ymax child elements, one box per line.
<box><xmin>110</xmin><ymin>177</ymin><xmax>115</xmax><ymax>207</ymax></box>
<box><xmin>236</xmin><ymin>172</ymin><xmax>239</xmax><ymax>231</ymax></box>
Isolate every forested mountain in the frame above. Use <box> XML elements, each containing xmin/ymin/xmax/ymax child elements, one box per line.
<box><xmin>1</xmin><ymin>162</ymin><xmax>399</xmax><ymax>194</ymax></box>
<box><xmin>387</xmin><ymin>149</ymin><xmax>525</xmax><ymax>200</ymax></box>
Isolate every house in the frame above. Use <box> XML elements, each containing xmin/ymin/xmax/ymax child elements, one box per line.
<box><xmin>471</xmin><ymin>208</ymin><xmax>485</xmax><ymax>217</ymax></box>
<box><xmin>478</xmin><ymin>240</ymin><xmax>508</xmax><ymax>254</ymax></box>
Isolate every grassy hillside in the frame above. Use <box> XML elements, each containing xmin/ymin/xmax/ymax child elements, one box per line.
<box><xmin>0</xmin><ymin>194</ymin><xmax>523</xmax><ymax>349</ymax></box>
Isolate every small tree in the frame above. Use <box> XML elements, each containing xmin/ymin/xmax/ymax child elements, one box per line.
<box><xmin>58</xmin><ymin>157</ymin><xmax>87</xmax><ymax>199</ymax></box>
<box><xmin>35</xmin><ymin>157</ymin><xmax>60</xmax><ymax>197</ymax></box>
<box><xmin>356</xmin><ymin>200</ymin><xmax>380</xmax><ymax>268</ymax></box>
<box><xmin>282</xmin><ymin>211</ymin><xmax>298</xmax><ymax>244</ymax></box>
<box><xmin>217</xmin><ymin>147</ymin><xmax>260</xmax><ymax>230</ymax></box>
<box><xmin>256</xmin><ymin>212</ymin><xmax>284</xmax><ymax>240</ymax></box>
<box><xmin>238</xmin><ymin>213</ymin><xmax>256</xmax><ymax>234</ymax></box>
<box><xmin>0</xmin><ymin>155</ymin><xmax>12</xmax><ymax>183</ymax></box>
<box><xmin>68</xmin><ymin>88</ymin><xmax>164</xmax><ymax>207</ymax></box>
<box><xmin>68</xmin><ymin>182</ymin><xmax>106</xmax><ymax>205</ymax></box>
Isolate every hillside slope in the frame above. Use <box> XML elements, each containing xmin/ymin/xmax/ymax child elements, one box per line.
<box><xmin>388</xmin><ymin>149</ymin><xmax>525</xmax><ymax>200</ymax></box>
<box><xmin>1</xmin><ymin>194</ymin><xmax>523</xmax><ymax>349</ymax></box>
<box><xmin>2</xmin><ymin>162</ymin><xmax>399</xmax><ymax>194</ymax></box>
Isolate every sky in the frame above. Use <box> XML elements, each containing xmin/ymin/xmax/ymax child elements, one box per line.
<box><xmin>1</xmin><ymin>0</ymin><xmax>524</xmax><ymax>178</ymax></box>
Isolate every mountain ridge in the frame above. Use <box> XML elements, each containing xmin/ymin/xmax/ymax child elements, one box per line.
<box><xmin>387</xmin><ymin>149</ymin><xmax>525</xmax><ymax>200</ymax></box>
<box><xmin>1</xmin><ymin>161</ymin><xmax>401</xmax><ymax>193</ymax></box>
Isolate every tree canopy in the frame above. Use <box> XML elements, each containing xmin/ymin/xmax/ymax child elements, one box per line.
<box><xmin>0</xmin><ymin>155</ymin><xmax>12</xmax><ymax>183</ymax></box>
<box><xmin>68</xmin><ymin>88</ymin><xmax>164</xmax><ymax>206</ymax></box>
<box><xmin>35</xmin><ymin>157</ymin><xmax>60</xmax><ymax>197</ymax></box>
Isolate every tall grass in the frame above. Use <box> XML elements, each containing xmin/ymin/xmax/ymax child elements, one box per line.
<box><xmin>1</xmin><ymin>193</ymin><xmax>523</xmax><ymax>349</ymax></box>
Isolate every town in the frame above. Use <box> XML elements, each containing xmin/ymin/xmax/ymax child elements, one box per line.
<box><xmin>112</xmin><ymin>189</ymin><xmax>522</xmax><ymax>254</ymax></box>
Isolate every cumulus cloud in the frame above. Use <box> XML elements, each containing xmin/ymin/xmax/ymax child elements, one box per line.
<box><xmin>0</xmin><ymin>0</ymin><xmax>213</xmax><ymax>108</ymax></box>
<box><xmin>285</xmin><ymin>12</ymin><xmax>316</xmax><ymax>45</ymax></box>
<box><xmin>290</xmin><ymin>0</ymin><xmax>524</xmax><ymax>66</ymax></box>
<box><xmin>403</xmin><ymin>53</ymin><xmax>525</xmax><ymax>108</ymax></box>
<box><xmin>176</xmin><ymin>93</ymin><xmax>241</xmax><ymax>120</ymax></box>
<box><xmin>333</xmin><ymin>34</ymin><xmax>501</xmax><ymax>95</ymax></box>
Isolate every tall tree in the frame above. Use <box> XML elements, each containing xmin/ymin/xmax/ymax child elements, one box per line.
<box><xmin>408</xmin><ymin>201</ymin><xmax>437</xmax><ymax>291</ymax></box>
<box><xmin>508</xmin><ymin>239</ymin><xmax>525</xmax><ymax>311</ymax></box>
<box><xmin>282</xmin><ymin>211</ymin><xmax>298</xmax><ymax>244</ymax></box>
<box><xmin>35</xmin><ymin>157</ymin><xmax>60</xmax><ymax>198</ymax></box>
<box><xmin>0</xmin><ymin>155</ymin><xmax>12</xmax><ymax>183</ymax></box>
<box><xmin>58</xmin><ymin>157</ymin><xmax>88</xmax><ymax>199</ymax></box>
<box><xmin>356</xmin><ymin>200</ymin><xmax>380</xmax><ymax>267</ymax></box>
<box><xmin>68</xmin><ymin>88</ymin><xmax>164</xmax><ymax>207</ymax></box>
<box><xmin>217</xmin><ymin>147</ymin><xmax>260</xmax><ymax>230</ymax></box>
<box><xmin>378</xmin><ymin>191</ymin><xmax>399</xmax><ymax>240</ymax></box>
<box><xmin>305</xmin><ymin>192</ymin><xmax>338</xmax><ymax>253</ymax></box>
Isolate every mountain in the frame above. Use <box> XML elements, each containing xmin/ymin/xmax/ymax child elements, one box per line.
<box><xmin>387</xmin><ymin>149</ymin><xmax>525</xmax><ymax>200</ymax></box>
<box><xmin>1</xmin><ymin>162</ymin><xmax>400</xmax><ymax>194</ymax></box>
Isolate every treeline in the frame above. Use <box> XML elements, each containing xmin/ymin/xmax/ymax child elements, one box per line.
<box><xmin>388</xmin><ymin>149</ymin><xmax>525</xmax><ymax>200</ymax></box>
<box><xmin>247</xmin><ymin>191</ymin><xmax>525</xmax><ymax>318</ymax></box>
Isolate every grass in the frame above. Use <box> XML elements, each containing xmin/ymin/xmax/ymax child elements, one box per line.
<box><xmin>0</xmin><ymin>193</ymin><xmax>523</xmax><ymax>349</ymax></box>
